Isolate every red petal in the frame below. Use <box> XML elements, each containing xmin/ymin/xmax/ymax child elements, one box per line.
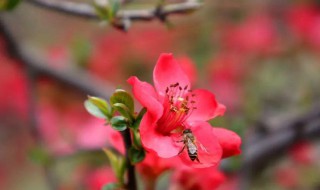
<box><xmin>187</xmin><ymin>89</ymin><xmax>226</xmax><ymax>122</ymax></box>
<box><xmin>139</xmin><ymin>112</ymin><xmax>181</xmax><ymax>158</ymax></box>
<box><xmin>127</xmin><ymin>76</ymin><xmax>163</xmax><ymax>120</ymax></box>
<box><xmin>212</xmin><ymin>127</ymin><xmax>241</xmax><ymax>158</ymax></box>
<box><xmin>179</xmin><ymin>121</ymin><xmax>222</xmax><ymax>168</ymax></box>
<box><xmin>176</xmin><ymin>56</ymin><xmax>197</xmax><ymax>85</ymax></box>
<box><xmin>153</xmin><ymin>53</ymin><xmax>190</xmax><ymax>97</ymax></box>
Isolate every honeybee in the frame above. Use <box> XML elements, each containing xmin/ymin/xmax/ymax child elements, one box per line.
<box><xmin>178</xmin><ymin>129</ymin><xmax>200</xmax><ymax>162</ymax></box>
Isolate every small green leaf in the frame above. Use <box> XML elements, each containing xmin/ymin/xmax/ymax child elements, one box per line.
<box><xmin>103</xmin><ymin>148</ymin><xmax>117</xmax><ymax>166</ymax></box>
<box><xmin>84</xmin><ymin>96</ymin><xmax>111</xmax><ymax>119</ymax></box>
<box><xmin>29</xmin><ymin>146</ymin><xmax>51</xmax><ymax>166</ymax></box>
<box><xmin>131</xmin><ymin>129</ymin><xmax>142</xmax><ymax>149</ymax></box>
<box><xmin>110</xmin><ymin>0</ymin><xmax>120</xmax><ymax>18</ymax></box>
<box><xmin>0</xmin><ymin>0</ymin><xmax>21</xmax><ymax>11</ymax></box>
<box><xmin>102</xmin><ymin>183</ymin><xmax>118</xmax><ymax>190</ymax></box>
<box><xmin>110</xmin><ymin>89</ymin><xmax>134</xmax><ymax>114</ymax></box>
<box><xmin>84</xmin><ymin>100</ymin><xmax>105</xmax><ymax>119</ymax></box>
<box><xmin>71</xmin><ymin>37</ymin><xmax>92</xmax><ymax>68</ymax></box>
<box><xmin>113</xmin><ymin>103</ymin><xmax>134</xmax><ymax>122</ymax></box>
<box><xmin>93</xmin><ymin>3</ymin><xmax>110</xmax><ymax>20</ymax></box>
<box><xmin>129</xmin><ymin>147</ymin><xmax>145</xmax><ymax>164</ymax></box>
<box><xmin>93</xmin><ymin>0</ymin><xmax>120</xmax><ymax>21</ymax></box>
<box><xmin>103</xmin><ymin>149</ymin><xmax>126</xmax><ymax>186</ymax></box>
<box><xmin>117</xmin><ymin>157</ymin><xmax>126</xmax><ymax>185</ymax></box>
<box><xmin>132</xmin><ymin>108</ymin><xmax>147</xmax><ymax>130</ymax></box>
<box><xmin>110</xmin><ymin>116</ymin><xmax>127</xmax><ymax>131</ymax></box>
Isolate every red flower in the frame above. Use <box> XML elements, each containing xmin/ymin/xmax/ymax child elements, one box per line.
<box><xmin>137</xmin><ymin>151</ymin><xmax>180</xmax><ymax>190</ymax></box>
<box><xmin>170</xmin><ymin>165</ymin><xmax>226</xmax><ymax>190</ymax></box>
<box><xmin>212</xmin><ymin>127</ymin><xmax>241</xmax><ymax>158</ymax></box>
<box><xmin>38</xmin><ymin>103</ymin><xmax>109</xmax><ymax>155</ymax></box>
<box><xmin>176</xmin><ymin>56</ymin><xmax>197</xmax><ymax>86</ymax></box>
<box><xmin>128</xmin><ymin>53</ymin><xmax>240</xmax><ymax>168</ymax></box>
<box><xmin>84</xmin><ymin>167</ymin><xmax>117</xmax><ymax>190</ymax></box>
<box><xmin>289</xmin><ymin>141</ymin><xmax>315</xmax><ymax>165</ymax></box>
<box><xmin>221</xmin><ymin>14</ymin><xmax>279</xmax><ymax>55</ymax></box>
<box><xmin>207</xmin><ymin>53</ymin><xmax>246</xmax><ymax>112</ymax></box>
<box><xmin>275</xmin><ymin>167</ymin><xmax>299</xmax><ymax>189</ymax></box>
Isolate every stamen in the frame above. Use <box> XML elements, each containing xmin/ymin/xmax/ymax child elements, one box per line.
<box><xmin>156</xmin><ymin>83</ymin><xmax>197</xmax><ymax>134</ymax></box>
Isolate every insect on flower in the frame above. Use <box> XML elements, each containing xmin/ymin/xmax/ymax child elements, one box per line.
<box><xmin>178</xmin><ymin>129</ymin><xmax>207</xmax><ymax>162</ymax></box>
<box><xmin>128</xmin><ymin>53</ymin><xmax>241</xmax><ymax>168</ymax></box>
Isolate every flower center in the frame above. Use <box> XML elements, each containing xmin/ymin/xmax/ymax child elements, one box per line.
<box><xmin>156</xmin><ymin>82</ymin><xmax>196</xmax><ymax>135</ymax></box>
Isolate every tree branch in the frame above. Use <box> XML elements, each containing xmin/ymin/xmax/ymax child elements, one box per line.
<box><xmin>243</xmin><ymin>105</ymin><xmax>320</xmax><ymax>168</ymax></box>
<box><xmin>0</xmin><ymin>17</ymin><xmax>114</xmax><ymax>99</ymax></box>
<box><xmin>26</xmin><ymin>0</ymin><xmax>202</xmax><ymax>22</ymax></box>
<box><xmin>239</xmin><ymin>104</ymin><xmax>320</xmax><ymax>189</ymax></box>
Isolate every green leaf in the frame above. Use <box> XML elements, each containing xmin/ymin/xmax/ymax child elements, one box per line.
<box><xmin>110</xmin><ymin>0</ymin><xmax>120</xmax><ymax>18</ymax></box>
<box><xmin>71</xmin><ymin>37</ymin><xmax>92</xmax><ymax>68</ymax></box>
<box><xmin>93</xmin><ymin>3</ymin><xmax>110</xmax><ymax>20</ymax></box>
<box><xmin>0</xmin><ymin>0</ymin><xmax>21</xmax><ymax>11</ymax></box>
<box><xmin>128</xmin><ymin>147</ymin><xmax>145</xmax><ymax>164</ymax></box>
<box><xmin>93</xmin><ymin>0</ymin><xmax>120</xmax><ymax>21</ymax></box>
<box><xmin>131</xmin><ymin>129</ymin><xmax>142</xmax><ymax>149</ymax></box>
<box><xmin>28</xmin><ymin>146</ymin><xmax>51</xmax><ymax>166</ymax></box>
<box><xmin>84</xmin><ymin>96</ymin><xmax>111</xmax><ymax>119</ymax></box>
<box><xmin>110</xmin><ymin>89</ymin><xmax>134</xmax><ymax>114</ymax></box>
<box><xmin>132</xmin><ymin>108</ymin><xmax>146</xmax><ymax>130</ymax></box>
<box><xmin>103</xmin><ymin>148</ymin><xmax>118</xmax><ymax>166</ymax></box>
<box><xmin>102</xmin><ymin>183</ymin><xmax>118</xmax><ymax>190</ymax></box>
<box><xmin>117</xmin><ymin>157</ymin><xmax>126</xmax><ymax>185</ymax></box>
<box><xmin>110</xmin><ymin>116</ymin><xmax>127</xmax><ymax>131</ymax></box>
<box><xmin>112</xmin><ymin>103</ymin><xmax>134</xmax><ymax>122</ymax></box>
<box><xmin>103</xmin><ymin>149</ymin><xmax>126</xmax><ymax>185</ymax></box>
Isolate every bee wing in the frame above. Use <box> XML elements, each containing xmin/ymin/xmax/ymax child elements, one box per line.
<box><xmin>196</xmin><ymin>140</ymin><xmax>209</xmax><ymax>153</ymax></box>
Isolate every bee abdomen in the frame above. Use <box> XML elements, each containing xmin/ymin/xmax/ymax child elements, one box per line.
<box><xmin>188</xmin><ymin>151</ymin><xmax>198</xmax><ymax>161</ymax></box>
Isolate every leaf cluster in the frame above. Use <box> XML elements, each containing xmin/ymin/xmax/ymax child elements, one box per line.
<box><xmin>84</xmin><ymin>89</ymin><xmax>147</xmax><ymax>188</ymax></box>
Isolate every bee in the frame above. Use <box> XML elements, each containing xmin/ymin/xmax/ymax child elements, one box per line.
<box><xmin>178</xmin><ymin>129</ymin><xmax>200</xmax><ymax>162</ymax></box>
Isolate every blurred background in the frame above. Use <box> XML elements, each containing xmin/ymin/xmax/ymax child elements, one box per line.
<box><xmin>1</xmin><ymin>0</ymin><xmax>320</xmax><ymax>189</ymax></box>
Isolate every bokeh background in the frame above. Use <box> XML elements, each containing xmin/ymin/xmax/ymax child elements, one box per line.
<box><xmin>1</xmin><ymin>0</ymin><xmax>320</xmax><ymax>189</ymax></box>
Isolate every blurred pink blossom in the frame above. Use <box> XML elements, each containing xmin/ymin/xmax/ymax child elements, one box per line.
<box><xmin>170</xmin><ymin>165</ymin><xmax>226</xmax><ymax>190</ymax></box>
<box><xmin>137</xmin><ymin>151</ymin><xmax>180</xmax><ymax>190</ymax></box>
<box><xmin>84</xmin><ymin>167</ymin><xmax>117</xmax><ymax>190</ymax></box>
<box><xmin>38</xmin><ymin>103</ymin><xmax>109</xmax><ymax>155</ymax></box>
<box><xmin>221</xmin><ymin>13</ymin><xmax>279</xmax><ymax>55</ymax></box>
<box><xmin>289</xmin><ymin>141</ymin><xmax>315</xmax><ymax>165</ymax></box>
<box><xmin>0</xmin><ymin>37</ymin><xmax>28</xmax><ymax>118</ymax></box>
<box><xmin>208</xmin><ymin>53</ymin><xmax>245</xmax><ymax>112</ymax></box>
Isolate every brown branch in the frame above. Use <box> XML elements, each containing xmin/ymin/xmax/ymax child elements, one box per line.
<box><xmin>239</xmin><ymin>104</ymin><xmax>320</xmax><ymax>190</ymax></box>
<box><xmin>0</xmin><ymin>17</ymin><xmax>114</xmax><ymax>99</ymax></box>
<box><xmin>26</xmin><ymin>0</ymin><xmax>202</xmax><ymax>23</ymax></box>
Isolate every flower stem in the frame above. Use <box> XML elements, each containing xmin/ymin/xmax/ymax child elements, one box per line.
<box><xmin>121</xmin><ymin>128</ymin><xmax>137</xmax><ymax>190</ymax></box>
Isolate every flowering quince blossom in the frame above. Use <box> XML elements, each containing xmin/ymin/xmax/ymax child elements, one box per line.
<box><xmin>38</xmin><ymin>103</ymin><xmax>109</xmax><ymax>155</ymax></box>
<box><xmin>170</xmin><ymin>165</ymin><xmax>226</xmax><ymax>190</ymax></box>
<box><xmin>137</xmin><ymin>151</ymin><xmax>181</xmax><ymax>190</ymax></box>
<box><xmin>84</xmin><ymin>167</ymin><xmax>117</xmax><ymax>190</ymax></box>
<box><xmin>128</xmin><ymin>53</ymin><xmax>241</xmax><ymax>168</ymax></box>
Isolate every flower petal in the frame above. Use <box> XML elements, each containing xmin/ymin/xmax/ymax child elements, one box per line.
<box><xmin>212</xmin><ymin>127</ymin><xmax>241</xmax><ymax>158</ymax></box>
<box><xmin>153</xmin><ymin>53</ymin><xmax>190</xmax><ymax>97</ymax></box>
<box><xmin>139</xmin><ymin>112</ymin><xmax>181</xmax><ymax>158</ymax></box>
<box><xmin>187</xmin><ymin>89</ymin><xmax>226</xmax><ymax>122</ymax></box>
<box><xmin>127</xmin><ymin>76</ymin><xmax>163</xmax><ymax>120</ymax></box>
<box><xmin>178</xmin><ymin>121</ymin><xmax>222</xmax><ymax>168</ymax></box>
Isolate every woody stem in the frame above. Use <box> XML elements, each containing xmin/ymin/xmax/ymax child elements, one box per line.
<box><xmin>121</xmin><ymin>128</ymin><xmax>137</xmax><ymax>190</ymax></box>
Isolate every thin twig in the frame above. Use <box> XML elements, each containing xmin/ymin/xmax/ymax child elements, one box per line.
<box><xmin>26</xmin><ymin>0</ymin><xmax>202</xmax><ymax>21</ymax></box>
